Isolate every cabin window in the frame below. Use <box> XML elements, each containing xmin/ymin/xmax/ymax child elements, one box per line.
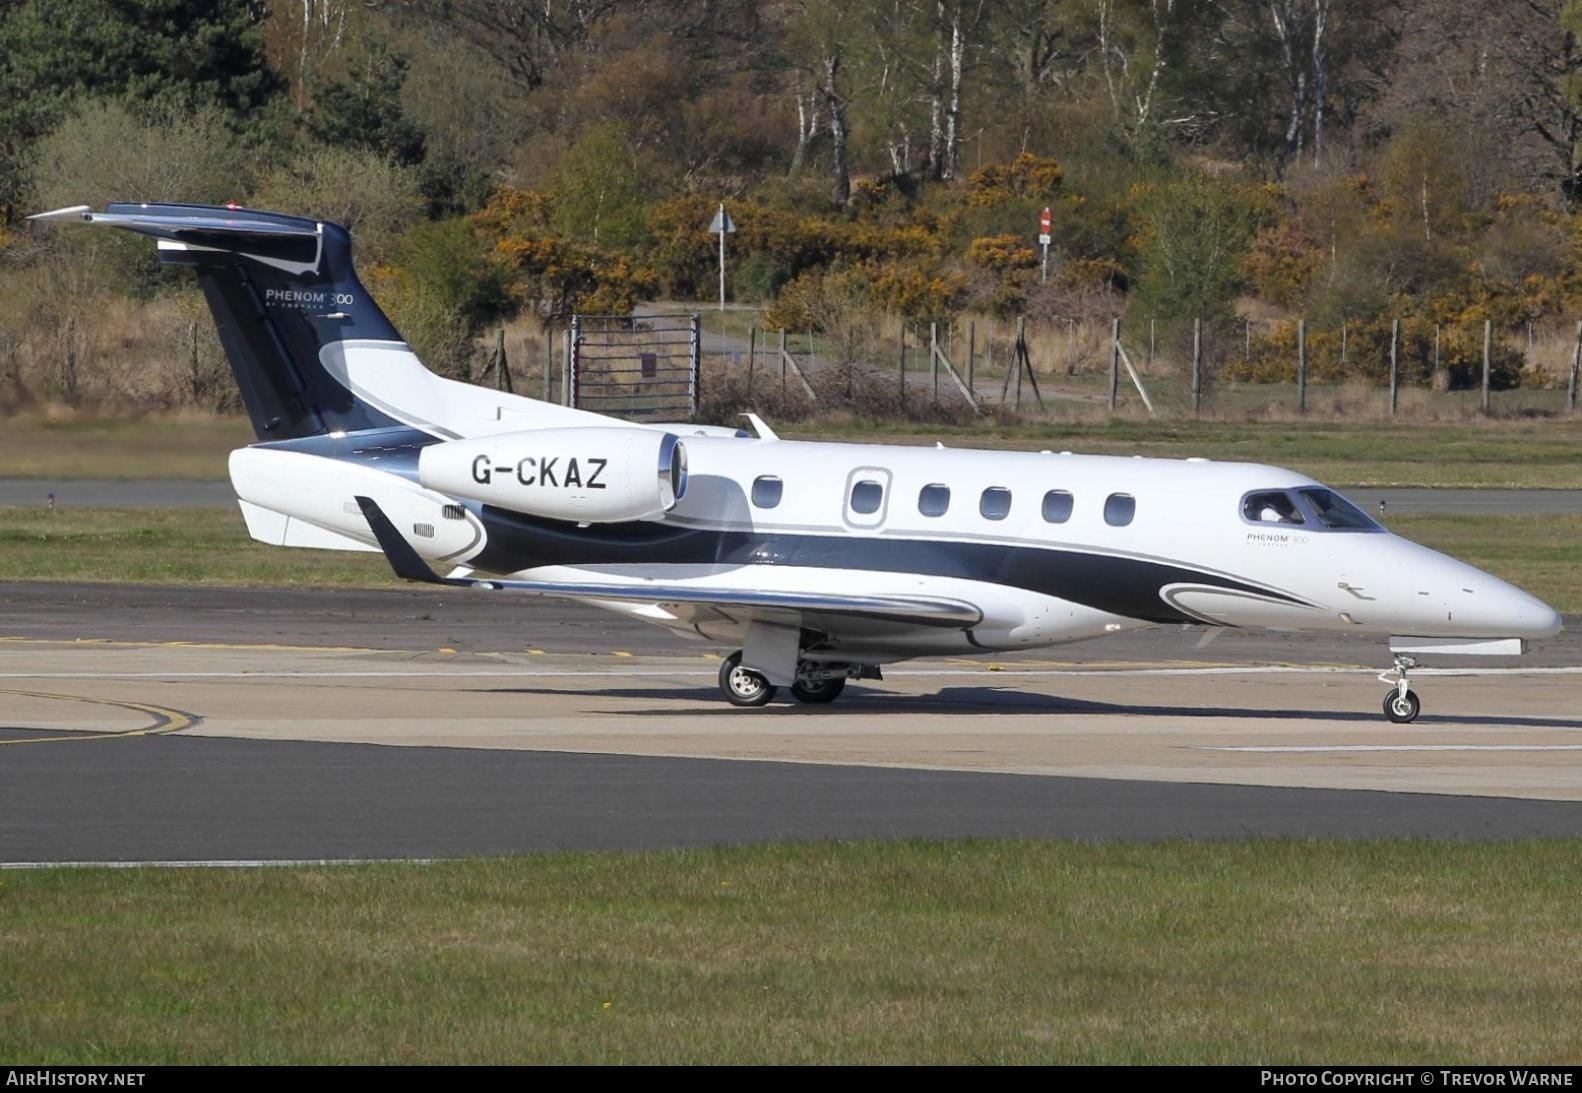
<box><xmin>980</xmin><ymin>487</ymin><xmax>1013</xmax><ymax>521</ymax></box>
<box><xmin>1041</xmin><ymin>490</ymin><xmax>1074</xmax><ymax>524</ymax></box>
<box><xmin>851</xmin><ymin>479</ymin><xmax>884</xmax><ymax>515</ymax></box>
<box><xmin>752</xmin><ymin>475</ymin><xmax>783</xmax><ymax>509</ymax></box>
<box><xmin>1298</xmin><ymin>488</ymin><xmax>1379</xmax><ymax>531</ymax></box>
<box><xmin>1104</xmin><ymin>493</ymin><xmax>1135</xmax><ymax>527</ymax></box>
<box><xmin>1242</xmin><ymin>490</ymin><xmax>1305</xmax><ymax>525</ymax></box>
<box><xmin>918</xmin><ymin>484</ymin><xmax>951</xmax><ymax>517</ymax></box>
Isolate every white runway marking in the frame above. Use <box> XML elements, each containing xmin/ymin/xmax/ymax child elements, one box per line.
<box><xmin>1204</xmin><ymin>744</ymin><xmax>1582</xmax><ymax>753</ymax></box>
<box><xmin>1</xmin><ymin>666</ymin><xmax>1579</xmax><ymax>681</ymax></box>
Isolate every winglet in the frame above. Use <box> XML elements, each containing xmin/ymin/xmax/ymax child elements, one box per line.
<box><xmin>741</xmin><ymin>412</ymin><xmax>778</xmax><ymax>441</ymax></box>
<box><xmin>354</xmin><ymin>496</ymin><xmax>446</xmax><ymax>585</ymax></box>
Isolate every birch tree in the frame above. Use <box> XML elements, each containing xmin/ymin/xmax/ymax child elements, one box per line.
<box><xmin>937</xmin><ymin>0</ymin><xmax>989</xmax><ymax>180</ymax></box>
<box><xmin>1096</xmin><ymin>0</ymin><xmax>1185</xmax><ymax>156</ymax></box>
<box><xmin>781</xmin><ymin>0</ymin><xmax>860</xmax><ymax>203</ymax></box>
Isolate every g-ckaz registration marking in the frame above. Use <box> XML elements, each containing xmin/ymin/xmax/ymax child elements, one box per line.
<box><xmin>471</xmin><ymin>454</ymin><xmax>608</xmax><ymax>489</ymax></box>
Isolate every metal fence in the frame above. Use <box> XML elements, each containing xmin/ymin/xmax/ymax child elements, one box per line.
<box><xmin>568</xmin><ymin>313</ymin><xmax>700</xmax><ymax>420</ymax></box>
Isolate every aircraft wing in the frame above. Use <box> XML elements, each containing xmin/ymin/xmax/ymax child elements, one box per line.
<box><xmin>355</xmin><ymin>497</ymin><xmax>981</xmax><ymax>628</ymax></box>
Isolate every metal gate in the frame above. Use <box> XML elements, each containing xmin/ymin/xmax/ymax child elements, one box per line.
<box><xmin>568</xmin><ymin>313</ymin><xmax>700</xmax><ymax>420</ymax></box>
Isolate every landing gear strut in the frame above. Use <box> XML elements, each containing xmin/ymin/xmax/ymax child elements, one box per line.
<box><xmin>717</xmin><ymin>652</ymin><xmax>867</xmax><ymax>706</ymax></box>
<box><xmin>1379</xmin><ymin>653</ymin><xmax>1421</xmax><ymax>724</ymax></box>
<box><xmin>790</xmin><ymin>664</ymin><xmax>847</xmax><ymax>704</ymax></box>
<box><xmin>719</xmin><ymin>650</ymin><xmax>775</xmax><ymax>707</ymax></box>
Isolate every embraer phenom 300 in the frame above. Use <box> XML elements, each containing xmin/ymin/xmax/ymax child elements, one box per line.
<box><xmin>34</xmin><ymin>203</ymin><xmax>1562</xmax><ymax>720</ymax></box>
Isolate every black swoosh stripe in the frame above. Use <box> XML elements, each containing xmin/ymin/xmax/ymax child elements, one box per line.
<box><xmin>469</xmin><ymin>506</ymin><xmax>1311</xmax><ymax>626</ymax></box>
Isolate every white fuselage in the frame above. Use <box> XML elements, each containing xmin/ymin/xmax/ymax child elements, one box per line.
<box><xmin>230</xmin><ymin>422</ymin><xmax>1563</xmax><ymax>663</ymax></box>
<box><xmin>531</xmin><ymin>436</ymin><xmax>1560</xmax><ymax>653</ymax></box>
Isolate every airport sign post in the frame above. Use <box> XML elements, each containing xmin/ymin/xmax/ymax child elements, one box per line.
<box><xmin>710</xmin><ymin>203</ymin><xmax>736</xmax><ymax>311</ymax></box>
<box><xmin>1038</xmin><ymin>207</ymin><xmax>1052</xmax><ymax>284</ymax></box>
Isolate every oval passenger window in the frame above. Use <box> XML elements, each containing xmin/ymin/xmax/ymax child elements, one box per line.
<box><xmin>752</xmin><ymin>475</ymin><xmax>783</xmax><ymax>509</ymax></box>
<box><xmin>1041</xmin><ymin>490</ymin><xmax>1073</xmax><ymax>523</ymax></box>
<box><xmin>980</xmin><ymin>487</ymin><xmax>1012</xmax><ymax>521</ymax></box>
<box><xmin>851</xmin><ymin>480</ymin><xmax>884</xmax><ymax>515</ymax></box>
<box><xmin>918</xmin><ymin>483</ymin><xmax>950</xmax><ymax>517</ymax></box>
<box><xmin>1104</xmin><ymin>493</ymin><xmax>1135</xmax><ymax>527</ymax></box>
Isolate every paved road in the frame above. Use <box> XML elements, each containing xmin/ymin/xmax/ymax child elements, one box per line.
<box><xmin>1</xmin><ymin>583</ymin><xmax>1578</xmax><ymax>862</ymax></box>
<box><xmin>1343</xmin><ymin>488</ymin><xmax>1582</xmax><ymax>516</ymax></box>
<box><xmin>0</xmin><ymin>478</ymin><xmax>235</xmax><ymax>509</ymax></box>
<box><xmin>6</xmin><ymin>478</ymin><xmax>1581</xmax><ymax>514</ymax></box>
<box><xmin>6</xmin><ymin>733</ymin><xmax>1582</xmax><ymax>864</ymax></box>
<box><xmin>1</xmin><ymin>580</ymin><xmax>1576</xmax><ymax>665</ymax></box>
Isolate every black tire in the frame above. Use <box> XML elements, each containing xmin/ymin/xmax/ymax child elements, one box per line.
<box><xmin>720</xmin><ymin>651</ymin><xmax>776</xmax><ymax>707</ymax></box>
<box><xmin>790</xmin><ymin>676</ymin><xmax>847</xmax><ymax>704</ymax></box>
<box><xmin>1383</xmin><ymin>688</ymin><xmax>1421</xmax><ymax>724</ymax></box>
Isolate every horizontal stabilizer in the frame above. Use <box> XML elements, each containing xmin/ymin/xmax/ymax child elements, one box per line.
<box><xmin>30</xmin><ymin>203</ymin><xmax>324</xmax><ymax>276</ymax></box>
<box><xmin>29</xmin><ymin>204</ymin><xmax>321</xmax><ymax>239</ymax></box>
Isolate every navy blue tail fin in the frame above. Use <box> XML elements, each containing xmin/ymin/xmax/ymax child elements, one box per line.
<box><xmin>31</xmin><ymin>202</ymin><xmax>410</xmax><ymax>440</ymax></box>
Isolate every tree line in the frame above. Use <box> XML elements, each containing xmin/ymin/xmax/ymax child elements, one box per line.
<box><xmin>3</xmin><ymin>0</ymin><xmax>1582</xmax><ymax>412</ymax></box>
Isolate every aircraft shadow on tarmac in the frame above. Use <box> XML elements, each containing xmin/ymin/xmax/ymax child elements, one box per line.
<box><xmin>477</xmin><ymin>685</ymin><xmax>1582</xmax><ymax>729</ymax></box>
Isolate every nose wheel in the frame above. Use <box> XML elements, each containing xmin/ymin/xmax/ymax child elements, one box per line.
<box><xmin>1379</xmin><ymin>653</ymin><xmax>1422</xmax><ymax>724</ymax></box>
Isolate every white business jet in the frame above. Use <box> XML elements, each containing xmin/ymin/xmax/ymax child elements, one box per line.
<box><xmin>33</xmin><ymin>203</ymin><xmax>1563</xmax><ymax>720</ymax></box>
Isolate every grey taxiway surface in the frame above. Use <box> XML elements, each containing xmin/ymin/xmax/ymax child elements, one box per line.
<box><xmin>2</xmin><ymin>581</ymin><xmax>1581</xmax><ymax>862</ymax></box>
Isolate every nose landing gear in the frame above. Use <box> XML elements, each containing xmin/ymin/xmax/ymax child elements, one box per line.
<box><xmin>1379</xmin><ymin>653</ymin><xmax>1421</xmax><ymax>724</ymax></box>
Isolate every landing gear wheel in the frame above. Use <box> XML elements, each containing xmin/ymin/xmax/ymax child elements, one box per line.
<box><xmin>720</xmin><ymin>651</ymin><xmax>776</xmax><ymax>707</ymax></box>
<box><xmin>1378</xmin><ymin>653</ymin><xmax>1422</xmax><ymax>724</ymax></box>
<box><xmin>790</xmin><ymin>677</ymin><xmax>846</xmax><ymax>704</ymax></box>
<box><xmin>1383</xmin><ymin>688</ymin><xmax>1421</xmax><ymax>724</ymax></box>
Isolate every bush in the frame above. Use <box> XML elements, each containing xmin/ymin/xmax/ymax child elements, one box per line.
<box><xmin>549</xmin><ymin>122</ymin><xmax>647</xmax><ymax>250</ymax></box>
<box><xmin>248</xmin><ymin>144</ymin><xmax>422</xmax><ymax>265</ymax></box>
<box><xmin>1221</xmin><ymin>319</ymin><xmax>1523</xmax><ymax>390</ymax></box>
<box><xmin>1131</xmin><ymin>177</ymin><xmax>1259</xmax><ymax>324</ymax></box>
<box><xmin>388</xmin><ymin>217</ymin><xmax>512</xmax><ymax>331</ymax></box>
<box><xmin>31</xmin><ymin>99</ymin><xmax>251</xmax><ymax>297</ymax></box>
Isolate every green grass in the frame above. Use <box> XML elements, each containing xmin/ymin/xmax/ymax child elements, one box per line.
<box><xmin>1390</xmin><ymin>514</ymin><xmax>1582</xmax><ymax>613</ymax></box>
<box><xmin>2</xmin><ymin>841</ymin><xmax>1580</xmax><ymax>1063</ymax></box>
<box><xmin>790</xmin><ymin>417</ymin><xmax>1582</xmax><ymax>488</ymax></box>
<box><xmin>0</xmin><ymin>415</ymin><xmax>255</xmax><ymax>480</ymax></box>
<box><xmin>0</xmin><ymin>506</ymin><xmax>394</xmax><ymax>587</ymax></box>
<box><xmin>0</xmin><ymin>507</ymin><xmax>1575</xmax><ymax>611</ymax></box>
<box><xmin>4</xmin><ymin>413</ymin><xmax>1582</xmax><ymax>487</ymax></box>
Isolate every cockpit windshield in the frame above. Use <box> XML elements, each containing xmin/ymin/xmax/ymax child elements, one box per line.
<box><xmin>1242</xmin><ymin>490</ymin><xmax>1305</xmax><ymax>525</ymax></box>
<box><xmin>1297</xmin><ymin>488</ymin><xmax>1380</xmax><ymax>531</ymax></box>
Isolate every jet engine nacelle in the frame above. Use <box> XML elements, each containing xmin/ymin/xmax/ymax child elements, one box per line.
<box><xmin>417</xmin><ymin>426</ymin><xmax>688</xmax><ymax>522</ymax></box>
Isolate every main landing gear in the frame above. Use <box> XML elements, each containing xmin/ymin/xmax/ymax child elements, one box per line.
<box><xmin>720</xmin><ymin>651</ymin><xmax>775</xmax><ymax>707</ymax></box>
<box><xmin>1379</xmin><ymin>653</ymin><xmax>1422</xmax><ymax>724</ymax></box>
<box><xmin>717</xmin><ymin>651</ymin><xmax>858</xmax><ymax>707</ymax></box>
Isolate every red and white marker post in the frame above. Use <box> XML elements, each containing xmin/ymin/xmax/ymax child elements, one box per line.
<box><xmin>1038</xmin><ymin>206</ymin><xmax>1052</xmax><ymax>284</ymax></box>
